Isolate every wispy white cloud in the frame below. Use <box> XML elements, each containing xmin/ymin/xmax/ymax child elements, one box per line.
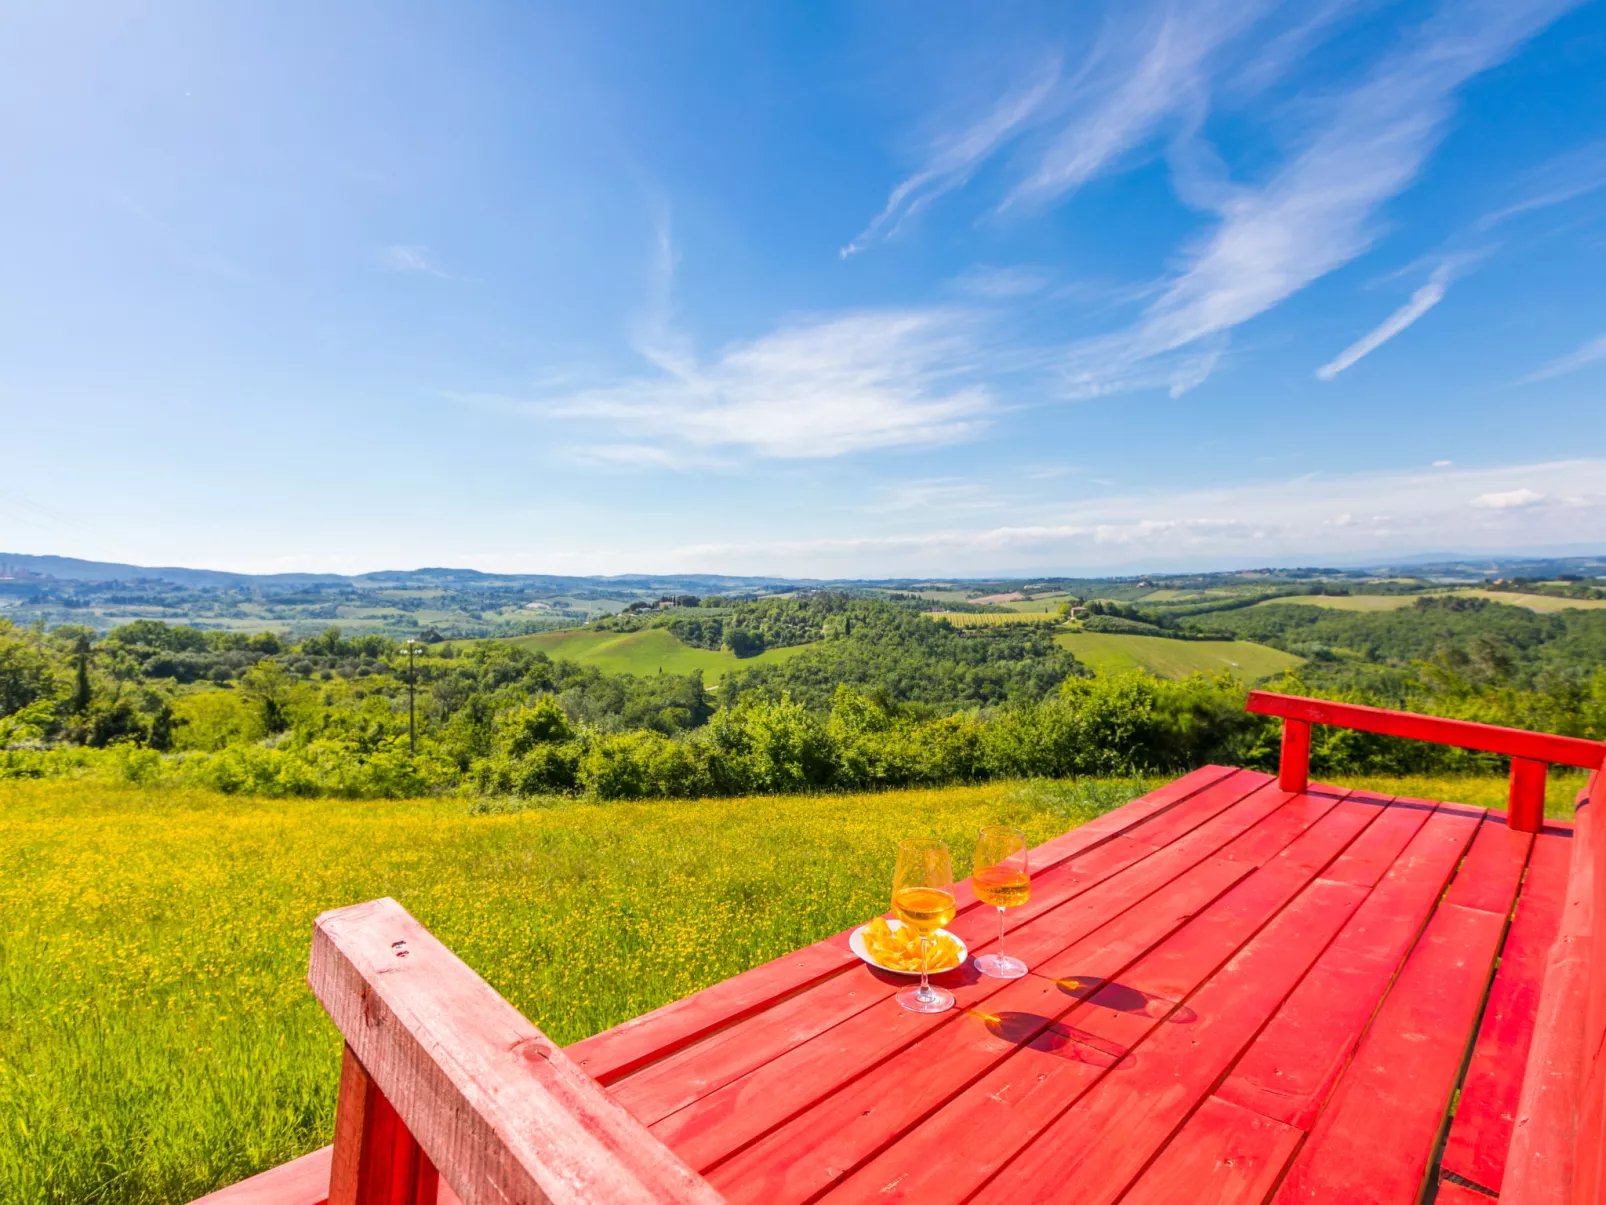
<box><xmin>950</xmin><ymin>265</ymin><xmax>1051</xmax><ymax>298</ymax></box>
<box><xmin>540</xmin><ymin>308</ymin><xmax>993</xmax><ymax>460</ymax></box>
<box><xmin>1317</xmin><ymin>262</ymin><xmax>1452</xmax><ymax>379</ymax></box>
<box><xmin>1518</xmin><ymin>333</ymin><xmax>1606</xmax><ymax>384</ymax></box>
<box><xmin>379</xmin><ymin>244</ymin><xmax>456</xmax><ymax>279</ymax></box>
<box><xmin>646</xmin><ymin>459</ymin><xmax>1606</xmax><ymax>576</ymax></box>
<box><xmin>1057</xmin><ymin>0</ymin><xmax>1579</xmax><ymax>397</ymax></box>
<box><xmin>1478</xmin><ymin>139</ymin><xmax>1606</xmax><ymax>230</ymax></box>
<box><xmin>1472</xmin><ymin>487</ymin><xmax>1545</xmax><ymax>509</ymax></box>
<box><xmin>998</xmin><ymin>1</ymin><xmax>1271</xmax><ymax>215</ymax></box>
<box><xmin>841</xmin><ymin>63</ymin><xmax>1060</xmax><ymax>257</ymax></box>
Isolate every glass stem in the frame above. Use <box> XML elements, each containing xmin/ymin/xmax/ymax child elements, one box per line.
<box><xmin>918</xmin><ymin>933</ymin><xmax>931</xmax><ymax>998</ymax></box>
<box><xmin>997</xmin><ymin>905</ymin><xmax>1007</xmax><ymax>959</ymax></box>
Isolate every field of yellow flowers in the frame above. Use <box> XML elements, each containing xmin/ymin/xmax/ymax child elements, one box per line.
<box><xmin>0</xmin><ymin>773</ymin><xmax>1582</xmax><ymax>1204</ymax></box>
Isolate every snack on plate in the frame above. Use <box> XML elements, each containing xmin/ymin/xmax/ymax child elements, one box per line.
<box><xmin>863</xmin><ymin>916</ymin><xmax>961</xmax><ymax>973</ymax></box>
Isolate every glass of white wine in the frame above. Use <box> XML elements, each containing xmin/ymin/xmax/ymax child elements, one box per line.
<box><xmin>892</xmin><ymin>838</ymin><xmax>958</xmax><ymax>1014</ymax></box>
<box><xmin>973</xmin><ymin>825</ymin><xmax>1030</xmax><ymax>979</ymax></box>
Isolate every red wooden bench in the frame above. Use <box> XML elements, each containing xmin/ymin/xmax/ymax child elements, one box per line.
<box><xmin>192</xmin><ymin>691</ymin><xmax>1606</xmax><ymax>1205</ymax></box>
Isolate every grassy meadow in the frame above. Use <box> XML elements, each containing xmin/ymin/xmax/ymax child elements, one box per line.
<box><xmin>499</xmin><ymin>626</ymin><xmax>816</xmax><ymax>681</ymax></box>
<box><xmin>1</xmin><ymin>771</ymin><xmax>1586</xmax><ymax>1204</ymax></box>
<box><xmin>1054</xmin><ymin>631</ymin><xmax>1305</xmax><ymax>680</ymax></box>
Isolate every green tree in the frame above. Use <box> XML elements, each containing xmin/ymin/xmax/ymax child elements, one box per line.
<box><xmin>0</xmin><ymin>621</ymin><xmax>57</xmax><ymax>718</ymax></box>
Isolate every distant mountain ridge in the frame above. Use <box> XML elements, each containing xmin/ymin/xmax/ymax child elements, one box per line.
<box><xmin>2</xmin><ymin>550</ymin><xmax>1603</xmax><ymax>591</ymax></box>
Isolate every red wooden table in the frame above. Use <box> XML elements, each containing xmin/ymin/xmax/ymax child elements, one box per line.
<box><xmin>198</xmin><ymin>694</ymin><xmax>1606</xmax><ymax>1205</ymax></box>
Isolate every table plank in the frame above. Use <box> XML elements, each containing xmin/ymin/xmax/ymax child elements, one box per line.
<box><xmin>817</xmin><ymin>796</ymin><xmax>1383</xmax><ymax>1205</ymax></box>
<box><xmin>1440</xmin><ymin>827</ymin><xmax>1571</xmax><ymax>1194</ymax></box>
<box><xmin>1269</xmin><ymin>901</ymin><xmax>1509</xmax><ymax>1203</ymax></box>
<box><xmin>1116</xmin><ymin>1095</ymin><xmax>1303</xmax><ymax>1205</ymax></box>
<box><xmin>611</xmin><ymin>828</ymin><xmax>1168</xmax><ymax>1126</ymax></box>
<box><xmin>571</xmin><ymin>764</ymin><xmax>1252</xmax><ymax>1083</ymax></box>
<box><xmin>667</xmin><ymin>854</ymin><xmax>1254</xmax><ymax>1182</ymax></box>
<box><xmin>631</xmin><ymin>778</ymin><xmax>1288</xmax><ymax>1155</ymax></box>
<box><xmin>965</xmin><ymin>876</ymin><xmax>1373</xmax><ymax>1205</ymax></box>
<box><xmin>1444</xmin><ymin>814</ymin><xmax>1534</xmax><ymax>915</ymax></box>
<box><xmin>1214</xmin><ymin>802</ymin><xmax>1482</xmax><ymax>1128</ymax></box>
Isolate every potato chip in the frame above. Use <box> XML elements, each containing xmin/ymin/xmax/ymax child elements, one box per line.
<box><xmin>863</xmin><ymin>916</ymin><xmax>960</xmax><ymax>972</ymax></box>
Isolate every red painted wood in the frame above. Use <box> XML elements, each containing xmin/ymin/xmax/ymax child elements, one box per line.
<box><xmin>1435</xmin><ymin>1181</ymin><xmax>1500</xmax><ymax>1205</ymax></box>
<box><xmin>628</xmin><ymin>780</ymin><xmax>1286</xmax><ymax>1154</ymax></box>
<box><xmin>1269</xmin><ymin>901</ymin><xmax>1509</xmax><ymax>1203</ymax></box>
<box><xmin>1443</xmin><ymin>815</ymin><xmax>1534</xmax><ymax>915</ymax></box>
<box><xmin>1246</xmin><ymin>690</ymin><xmax>1606</xmax><ymax>769</ymax></box>
<box><xmin>656</xmin><ymin>854</ymin><xmax>1254</xmax><ymax>1178</ymax></box>
<box><xmin>612</xmin><ymin>822</ymin><xmax>1174</xmax><ymax>1126</ymax></box>
<box><xmin>573</xmin><ymin>764</ymin><xmax>1250</xmax><ymax>1084</ymax></box>
<box><xmin>1215</xmin><ymin>802</ymin><xmax>1482</xmax><ymax>1129</ymax></box>
<box><xmin>717</xmin><ymin>851</ymin><xmax>1274</xmax><ymax>1204</ymax></box>
<box><xmin>328</xmin><ymin>1045</ymin><xmax>439</xmax><ymax>1205</ymax></box>
<box><xmin>1117</xmin><ymin>1095</ymin><xmax>1303</xmax><ymax>1205</ymax></box>
<box><xmin>188</xmin><ymin>1147</ymin><xmax>332</xmax><ymax>1205</ymax></box>
<box><xmin>308</xmin><ymin>897</ymin><xmax>722</xmax><ymax>1205</ymax></box>
<box><xmin>1504</xmin><ymin>804</ymin><xmax>1593</xmax><ymax>1205</ymax></box>
<box><xmin>1441</xmin><ymin>829</ymin><xmax>1569</xmax><ymax>1194</ymax></box>
<box><xmin>1509</xmin><ymin>754</ymin><xmax>1548</xmax><ymax>833</ymax></box>
<box><xmin>821</xmin><ymin>804</ymin><xmax>1383</xmax><ymax>1205</ymax></box>
<box><xmin>1215</xmin><ymin>787</ymin><xmax>1345</xmax><ymax>865</ymax></box>
<box><xmin>1279</xmin><ymin>718</ymin><xmax>1311</xmax><ymax>794</ymax></box>
<box><xmin>965</xmin><ymin>877</ymin><xmax>1372</xmax><ymax>1205</ymax></box>
<box><xmin>1318</xmin><ymin>792</ymin><xmax>1435</xmax><ymax>886</ymax></box>
<box><xmin>1118</xmin><ymin>772</ymin><xmax>1280</xmax><ymax>849</ymax></box>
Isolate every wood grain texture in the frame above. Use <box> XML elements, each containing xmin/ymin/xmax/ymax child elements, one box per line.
<box><xmin>1246</xmin><ymin>690</ymin><xmax>1606</xmax><ymax>769</ymax></box>
<box><xmin>187</xmin><ymin>1147</ymin><xmax>332</xmax><ymax>1205</ymax></box>
<box><xmin>966</xmin><ymin>877</ymin><xmax>1372</xmax><ymax>1205</ymax></box>
<box><xmin>328</xmin><ymin>1045</ymin><xmax>440</xmax><ymax>1205</ymax></box>
<box><xmin>1503</xmin><ymin>801</ymin><xmax>1593</xmax><ymax>1205</ymax></box>
<box><xmin>1279</xmin><ymin>718</ymin><xmax>1310</xmax><ymax>795</ymax></box>
<box><xmin>1509</xmin><ymin>755</ymin><xmax>1549</xmax><ymax>833</ymax></box>
<box><xmin>818</xmin><ymin>797</ymin><xmax>1383</xmax><ymax>1205</ymax></box>
<box><xmin>1215</xmin><ymin>803</ymin><xmax>1480</xmax><ymax>1130</ymax></box>
<box><xmin>1269</xmin><ymin>901</ymin><xmax>1509</xmax><ymax>1203</ymax></box>
<box><xmin>1116</xmin><ymin>1095</ymin><xmax>1303</xmax><ymax>1205</ymax></box>
<box><xmin>307</xmin><ymin>897</ymin><xmax>724</xmax><ymax>1205</ymax></box>
<box><xmin>1441</xmin><ymin>828</ymin><xmax>1569</xmax><ymax>1194</ymax></box>
<box><xmin>1434</xmin><ymin>1181</ymin><xmax>1501</xmax><ymax>1205</ymax></box>
<box><xmin>656</xmin><ymin>853</ymin><xmax>1255</xmax><ymax>1178</ymax></box>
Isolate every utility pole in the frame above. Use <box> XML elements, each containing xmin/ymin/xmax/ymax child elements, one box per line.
<box><xmin>402</xmin><ymin>639</ymin><xmax>421</xmax><ymax>753</ymax></box>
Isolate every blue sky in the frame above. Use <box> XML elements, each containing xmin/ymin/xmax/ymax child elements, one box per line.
<box><xmin>3</xmin><ymin>0</ymin><xmax>1605</xmax><ymax>578</ymax></box>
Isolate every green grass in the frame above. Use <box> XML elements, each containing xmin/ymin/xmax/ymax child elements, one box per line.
<box><xmin>497</xmin><ymin>627</ymin><xmax>816</xmax><ymax>682</ymax></box>
<box><xmin>1253</xmin><ymin>595</ymin><xmax>1419</xmax><ymax>612</ymax></box>
<box><xmin>0</xmin><ymin>777</ymin><xmax>1148</xmax><ymax>1204</ymax></box>
<box><xmin>1055</xmin><ymin>631</ymin><xmax>1304</xmax><ymax>681</ymax></box>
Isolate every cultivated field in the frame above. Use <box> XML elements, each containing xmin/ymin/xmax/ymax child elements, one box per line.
<box><xmin>1258</xmin><ymin>590</ymin><xmax>1606</xmax><ymax>613</ymax></box>
<box><xmin>924</xmin><ymin>611</ymin><xmax>1064</xmax><ymax>626</ymax></box>
<box><xmin>500</xmin><ymin>626</ymin><xmax>815</xmax><ymax>681</ymax></box>
<box><xmin>1055</xmin><ymin>631</ymin><xmax>1305</xmax><ymax>680</ymax></box>
<box><xmin>0</xmin><ymin>772</ymin><xmax>1583</xmax><ymax>1204</ymax></box>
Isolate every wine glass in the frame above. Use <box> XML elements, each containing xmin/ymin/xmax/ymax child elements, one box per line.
<box><xmin>891</xmin><ymin>838</ymin><xmax>957</xmax><ymax>1014</ymax></box>
<box><xmin>973</xmin><ymin>825</ymin><xmax>1029</xmax><ymax>979</ymax></box>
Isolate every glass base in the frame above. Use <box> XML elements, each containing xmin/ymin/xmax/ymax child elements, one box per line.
<box><xmin>975</xmin><ymin>952</ymin><xmax>1028</xmax><ymax>980</ymax></box>
<box><xmin>896</xmin><ymin>982</ymin><xmax>956</xmax><ymax>1013</ymax></box>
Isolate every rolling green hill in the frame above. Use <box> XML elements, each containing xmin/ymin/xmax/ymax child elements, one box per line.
<box><xmin>500</xmin><ymin>626</ymin><xmax>815</xmax><ymax>682</ymax></box>
<box><xmin>1055</xmin><ymin>631</ymin><xmax>1304</xmax><ymax>681</ymax></box>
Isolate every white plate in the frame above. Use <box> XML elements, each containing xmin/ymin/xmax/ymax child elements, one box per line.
<box><xmin>850</xmin><ymin>918</ymin><xmax>969</xmax><ymax>977</ymax></box>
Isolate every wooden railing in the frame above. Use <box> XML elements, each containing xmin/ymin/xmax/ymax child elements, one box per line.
<box><xmin>1246</xmin><ymin>690</ymin><xmax>1606</xmax><ymax>833</ymax></box>
<box><xmin>308</xmin><ymin>896</ymin><xmax>724</xmax><ymax>1205</ymax></box>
